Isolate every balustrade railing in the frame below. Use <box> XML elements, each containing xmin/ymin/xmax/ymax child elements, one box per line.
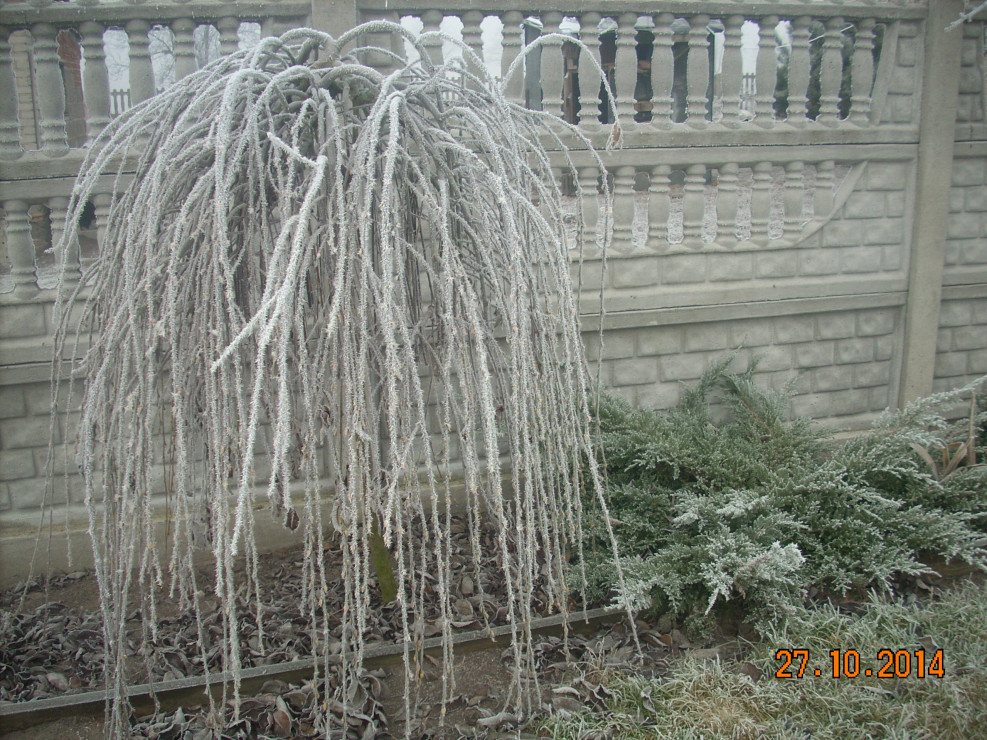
<box><xmin>553</xmin><ymin>154</ymin><xmax>856</xmax><ymax>256</ymax></box>
<box><xmin>0</xmin><ymin>1</ymin><xmax>929</xmax><ymax>295</ymax></box>
<box><xmin>355</xmin><ymin>2</ymin><xmax>924</xmax><ymax>131</ymax></box>
<box><xmin>0</xmin><ymin>0</ymin><xmax>309</xmax><ymax>162</ymax></box>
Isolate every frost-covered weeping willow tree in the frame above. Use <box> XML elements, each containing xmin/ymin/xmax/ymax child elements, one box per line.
<box><xmin>52</xmin><ymin>22</ymin><xmax>626</xmax><ymax>736</ymax></box>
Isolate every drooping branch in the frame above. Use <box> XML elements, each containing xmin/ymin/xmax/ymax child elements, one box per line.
<box><xmin>51</xmin><ymin>23</ymin><xmax>629</xmax><ymax>737</ymax></box>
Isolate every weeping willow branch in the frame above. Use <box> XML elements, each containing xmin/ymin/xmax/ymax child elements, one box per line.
<box><xmin>51</xmin><ymin>23</ymin><xmax>629</xmax><ymax>737</ymax></box>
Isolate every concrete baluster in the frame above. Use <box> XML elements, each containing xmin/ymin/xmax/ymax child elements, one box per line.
<box><xmin>787</xmin><ymin>16</ymin><xmax>812</xmax><ymax>123</ymax></box>
<box><xmin>500</xmin><ymin>10</ymin><xmax>524</xmax><ymax>104</ymax></box>
<box><xmin>754</xmin><ymin>16</ymin><xmax>780</xmax><ymax>125</ymax></box>
<box><xmin>647</xmin><ymin>164</ymin><xmax>672</xmax><ymax>248</ymax></box>
<box><xmin>540</xmin><ymin>12</ymin><xmax>564</xmax><ymax>118</ymax></box>
<box><xmin>578</xmin><ymin>165</ymin><xmax>600</xmax><ymax>248</ymax></box>
<box><xmin>683</xmin><ymin>164</ymin><xmax>706</xmax><ymax>241</ymax></box>
<box><xmin>813</xmin><ymin>160</ymin><xmax>836</xmax><ymax>219</ymax></box>
<box><xmin>126</xmin><ymin>19</ymin><xmax>155</xmax><ymax>103</ymax></box>
<box><xmin>687</xmin><ymin>14</ymin><xmax>711</xmax><ymax>124</ymax></box>
<box><xmin>850</xmin><ymin>19</ymin><xmax>876</xmax><ymax>125</ymax></box>
<box><xmin>719</xmin><ymin>16</ymin><xmax>745</xmax><ymax>127</ymax></box>
<box><xmin>716</xmin><ymin>162</ymin><xmax>740</xmax><ymax>244</ymax></box>
<box><xmin>817</xmin><ymin>17</ymin><xmax>845</xmax><ymax>124</ymax></box>
<box><xmin>217</xmin><ymin>16</ymin><xmax>240</xmax><ymax>57</ymax></box>
<box><xmin>359</xmin><ymin>10</ymin><xmax>402</xmax><ymax>73</ymax></box>
<box><xmin>650</xmin><ymin>14</ymin><xmax>674</xmax><ymax>126</ymax></box>
<box><xmin>420</xmin><ymin>10</ymin><xmax>445</xmax><ymax>69</ymax></box>
<box><xmin>0</xmin><ymin>27</ymin><xmax>22</xmax><ymax>159</ymax></box>
<box><xmin>48</xmin><ymin>196</ymin><xmax>80</xmax><ymax>289</ymax></box>
<box><xmin>171</xmin><ymin>19</ymin><xmax>196</xmax><ymax>80</ymax></box>
<box><xmin>31</xmin><ymin>24</ymin><xmax>69</xmax><ymax>156</ymax></box>
<box><xmin>614</xmin><ymin>13</ymin><xmax>638</xmax><ymax>125</ymax></box>
<box><xmin>79</xmin><ymin>22</ymin><xmax>111</xmax><ymax>142</ymax></box>
<box><xmin>576</xmin><ymin>11</ymin><xmax>601</xmax><ymax>127</ymax></box>
<box><xmin>461</xmin><ymin>10</ymin><xmax>485</xmax><ymax>77</ymax></box>
<box><xmin>667</xmin><ymin>169</ymin><xmax>685</xmax><ymax>245</ymax></box>
<box><xmin>501</xmin><ymin>11</ymin><xmax>526</xmax><ymax>106</ymax></box>
<box><xmin>612</xmin><ymin>165</ymin><xmax>636</xmax><ymax>250</ymax></box>
<box><xmin>3</xmin><ymin>200</ymin><xmax>38</xmax><ymax>298</ymax></box>
<box><xmin>783</xmin><ymin>160</ymin><xmax>806</xmax><ymax>240</ymax></box>
<box><xmin>749</xmin><ymin>161</ymin><xmax>774</xmax><ymax>240</ymax></box>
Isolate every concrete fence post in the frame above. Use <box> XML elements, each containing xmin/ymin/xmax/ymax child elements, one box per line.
<box><xmin>898</xmin><ymin>0</ymin><xmax>964</xmax><ymax>405</ymax></box>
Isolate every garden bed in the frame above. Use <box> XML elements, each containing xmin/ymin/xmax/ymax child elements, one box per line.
<box><xmin>1</xmin><ymin>558</ymin><xmax>982</xmax><ymax>739</ymax></box>
<box><xmin>0</xmin><ymin>515</ymin><xmax>637</xmax><ymax>737</ymax></box>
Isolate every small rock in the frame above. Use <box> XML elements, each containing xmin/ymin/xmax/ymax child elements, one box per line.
<box><xmin>45</xmin><ymin>672</ymin><xmax>69</xmax><ymax>692</ymax></box>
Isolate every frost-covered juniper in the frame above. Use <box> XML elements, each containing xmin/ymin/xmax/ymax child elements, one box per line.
<box><xmin>50</xmin><ymin>22</ymin><xmax>628</xmax><ymax>737</ymax></box>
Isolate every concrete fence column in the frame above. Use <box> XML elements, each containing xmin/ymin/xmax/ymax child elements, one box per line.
<box><xmin>898</xmin><ymin>0</ymin><xmax>964</xmax><ymax>405</ymax></box>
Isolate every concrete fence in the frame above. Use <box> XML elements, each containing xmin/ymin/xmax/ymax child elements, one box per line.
<box><xmin>0</xmin><ymin>0</ymin><xmax>984</xmax><ymax>583</ymax></box>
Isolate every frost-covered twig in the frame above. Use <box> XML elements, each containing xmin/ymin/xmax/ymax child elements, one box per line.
<box><xmin>50</xmin><ymin>22</ymin><xmax>627</xmax><ymax>738</ymax></box>
<box><xmin>946</xmin><ymin>1</ymin><xmax>987</xmax><ymax>32</ymax></box>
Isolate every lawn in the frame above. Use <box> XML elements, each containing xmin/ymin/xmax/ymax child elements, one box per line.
<box><xmin>539</xmin><ymin>577</ymin><xmax>987</xmax><ymax>739</ymax></box>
